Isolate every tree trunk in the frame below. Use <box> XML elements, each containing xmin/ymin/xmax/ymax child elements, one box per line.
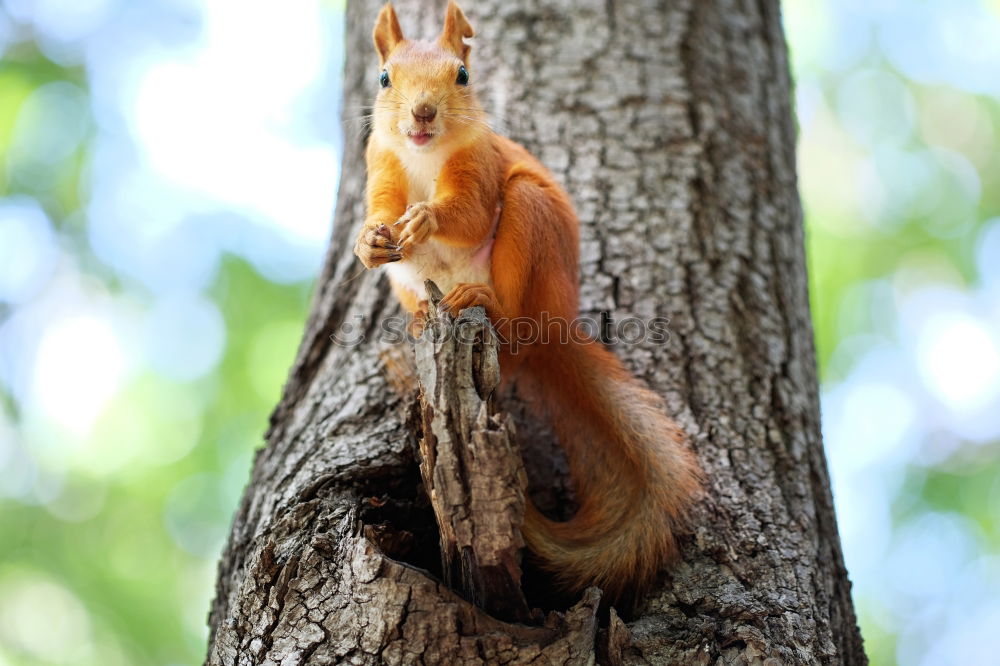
<box><xmin>206</xmin><ymin>0</ymin><xmax>866</xmax><ymax>664</ymax></box>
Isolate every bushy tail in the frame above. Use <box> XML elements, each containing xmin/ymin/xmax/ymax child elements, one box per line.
<box><xmin>518</xmin><ymin>339</ymin><xmax>701</xmax><ymax>605</ymax></box>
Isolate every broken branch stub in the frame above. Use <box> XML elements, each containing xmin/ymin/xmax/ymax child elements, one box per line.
<box><xmin>413</xmin><ymin>279</ymin><xmax>531</xmax><ymax>622</ymax></box>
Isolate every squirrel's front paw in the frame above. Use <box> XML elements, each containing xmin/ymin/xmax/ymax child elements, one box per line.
<box><xmin>354</xmin><ymin>224</ymin><xmax>402</xmax><ymax>268</ymax></box>
<box><xmin>395</xmin><ymin>202</ymin><xmax>438</xmax><ymax>255</ymax></box>
<box><xmin>440</xmin><ymin>283</ymin><xmax>500</xmax><ymax>319</ymax></box>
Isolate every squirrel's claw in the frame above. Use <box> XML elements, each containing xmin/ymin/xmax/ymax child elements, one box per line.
<box><xmin>355</xmin><ymin>224</ymin><xmax>403</xmax><ymax>267</ymax></box>
<box><xmin>439</xmin><ymin>283</ymin><xmax>499</xmax><ymax>319</ymax></box>
<box><xmin>395</xmin><ymin>202</ymin><xmax>438</xmax><ymax>254</ymax></box>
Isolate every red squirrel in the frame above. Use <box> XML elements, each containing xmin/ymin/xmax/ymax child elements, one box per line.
<box><xmin>354</xmin><ymin>1</ymin><xmax>701</xmax><ymax>606</ymax></box>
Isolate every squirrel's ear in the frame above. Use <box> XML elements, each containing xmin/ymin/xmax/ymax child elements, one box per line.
<box><xmin>373</xmin><ymin>3</ymin><xmax>404</xmax><ymax>66</ymax></box>
<box><xmin>439</xmin><ymin>1</ymin><xmax>474</xmax><ymax>63</ymax></box>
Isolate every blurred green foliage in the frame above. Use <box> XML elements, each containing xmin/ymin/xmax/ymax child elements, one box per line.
<box><xmin>0</xmin><ymin>42</ymin><xmax>313</xmax><ymax>665</ymax></box>
<box><xmin>0</xmin><ymin>256</ymin><xmax>309</xmax><ymax>665</ymax></box>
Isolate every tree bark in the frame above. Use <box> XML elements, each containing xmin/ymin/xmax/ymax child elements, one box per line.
<box><xmin>206</xmin><ymin>0</ymin><xmax>866</xmax><ymax>664</ymax></box>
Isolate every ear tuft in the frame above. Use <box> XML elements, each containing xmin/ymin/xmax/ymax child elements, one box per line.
<box><xmin>439</xmin><ymin>1</ymin><xmax>474</xmax><ymax>63</ymax></box>
<box><xmin>373</xmin><ymin>3</ymin><xmax>404</xmax><ymax>66</ymax></box>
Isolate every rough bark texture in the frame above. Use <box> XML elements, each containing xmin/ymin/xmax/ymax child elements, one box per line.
<box><xmin>413</xmin><ymin>283</ymin><xmax>531</xmax><ymax>623</ymax></box>
<box><xmin>206</xmin><ymin>0</ymin><xmax>866</xmax><ymax>664</ymax></box>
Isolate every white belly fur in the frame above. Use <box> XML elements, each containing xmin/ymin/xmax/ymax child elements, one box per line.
<box><xmin>385</xmin><ymin>143</ymin><xmax>492</xmax><ymax>300</ymax></box>
<box><xmin>386</xmin><ymin>241</ymin><xmax>490</xmax><ymax>300</ymax></box>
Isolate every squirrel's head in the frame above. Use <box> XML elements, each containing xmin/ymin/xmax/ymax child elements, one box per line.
<box><xmin>371</xmin><ymin>1</ymin><xmax>485</xmax><ymax>152</ymax></box>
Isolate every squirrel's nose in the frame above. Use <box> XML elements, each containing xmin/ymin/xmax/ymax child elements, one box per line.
<box><xmin>412</xmin><ymin>102</ymin><xmax>437</xmax><ymax>123</ymax></box>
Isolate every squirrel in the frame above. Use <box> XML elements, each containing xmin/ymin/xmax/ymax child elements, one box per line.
<box><xmin>354</xmin><ymin>1</ymin><xmax>702</xmax><ymax>607</ymax></box>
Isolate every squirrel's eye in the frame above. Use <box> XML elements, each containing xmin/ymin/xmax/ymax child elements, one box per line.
<box><xmin>456</xmin><ymin>65</ymin><xmax>469</xmax><ymax>86</ymax></box>
<box><xmin>379</xmin><ymin>70</ymin><xmax>390</xmax><ymax>88</ymax></box>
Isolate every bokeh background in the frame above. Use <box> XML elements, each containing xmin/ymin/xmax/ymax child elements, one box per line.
<box><xmin>0</xmin><ymin>0</ymin><xmax>997</xmax><ymax>664</ymax></box>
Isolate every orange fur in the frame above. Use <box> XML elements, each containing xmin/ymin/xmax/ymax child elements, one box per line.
<box><xmin>355</xmin><ymin>2</ymin><xmax>702</xmax><ymax>607</ymax></box>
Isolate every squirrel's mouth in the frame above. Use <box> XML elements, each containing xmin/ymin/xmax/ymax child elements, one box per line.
<box><xmin>407</xmin><ymin>130</ymin><xmax>435</xmax><ymax>147</ymax></box>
